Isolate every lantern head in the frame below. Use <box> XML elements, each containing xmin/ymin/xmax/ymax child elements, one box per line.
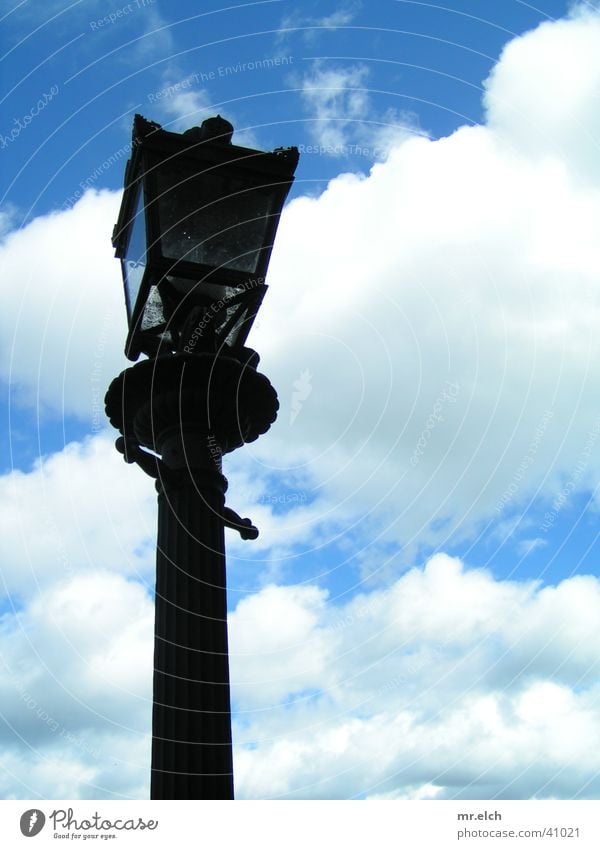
<box><xmin>112</xmin><ymin>114</ymin><xmax>299</xmax><ymax>360</ymax></box>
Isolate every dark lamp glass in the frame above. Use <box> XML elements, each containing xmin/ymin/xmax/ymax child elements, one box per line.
<box><xmin>113</xmin><ymin>114</ymin><xmax>299</xmax><ymax>360</ymax></box>
<box><xmin>157</xmin><ymin>163</ymin><xmax>276</xmax><ymax>274</ymax></box>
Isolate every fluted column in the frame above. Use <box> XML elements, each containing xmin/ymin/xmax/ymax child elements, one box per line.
<box><xmin>151</xmin><ymin>443</ymin><xmax>233</xmax><ymax>799</ymax></box>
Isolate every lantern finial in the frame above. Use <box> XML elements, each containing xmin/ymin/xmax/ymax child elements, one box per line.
<box><xmin>183</xmin><ymin>115</ymin><xmax>234</xmax><ymax>145</ymax></box>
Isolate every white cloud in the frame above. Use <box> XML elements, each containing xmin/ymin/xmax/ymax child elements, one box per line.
<box><xmin>231</xmin><ymin>556</ymin><xmax>600</xmax><ymax>799</ymax></box>
<box><xmin>118</xmin><ymin>5</ymin><xmax>175</xmax><ymax>64</ymax></box>
<box><xmin>299</xmin><ymin>62</ymin><xmax>370</xmax><ymax>151</ymax></box>
<box><xmin>316</xmin><ymin>6</ymin><xmax>361</xmax><ymax>29</ymax></box>
<box><xmin>0</xmin><ymin>429</ymin><xmax>340</xmax><ymax>603</ymax></box>
<box><xmin>0</xmin><ymin>433</ymin><xmax>157</xmax><ymax>600</ymax></box>
<box><xmin>484</xmin><ymin>8</ymin><xmax>600</xmax><ymax>179</ymax></box>
<box><xmin>229</xmin><ymin>584</ymin><xmax>330</xmax><ymax>706</ymax></box>
<box><xmin>0</xmin><ymin>203</ymin><xmax>19</xmax><ymax>237</ymax></box>
<box><xmin>2</xmin><ymin>549</ymin><xmax>600</xmax><ymax>799</ymax></box>
<box><xmin>517</xmin><ymin>537</ymin><xmax>548</xmax><ymax>556</ymax></box>
<box><xmin>298</xmin><ymin>61</ymin><xmax>423</xmax><ymax>156</ymax></box>
<box><xmin>245</xmin><ymin>8</ymin><xmax>600</xmax><ymax>551</ymax></box>
<box><xmin>277</xmin><ymin>2</ymin><xmax>362</xmax><ymax>45</ymax></box>
<box><xmin>151</xmin><ymin>69</ymin><xmax>214</xmax><ymax>132</ymax></box>
<box><xmin>0</xmin><ymin>189</ymin><xmax>128</xmax><ymax>419</ymax></box>
<box><xmin>135</xmin><ymin>7</ymin><xmax>174</xmax><ymax>57</ymax></box>
<box><xmin>148</xmin><ymin>65</ymin><xmax>259</xmax><ymax>145</ymax></box>
<box><xmin>277</xmin><ymin>3</ymin><xmax>362</xmax><ymax>44</ymax></box>
<box><xmin>0</xmin><ymin>571</ymin><xmax>153</xmax><ymax>799</ymax></box>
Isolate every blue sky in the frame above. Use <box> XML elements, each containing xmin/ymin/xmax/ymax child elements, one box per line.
<box><xmin>2</xmin><ymin>0</ymin><xmax>600</xmax><ymax>801</ymax></box>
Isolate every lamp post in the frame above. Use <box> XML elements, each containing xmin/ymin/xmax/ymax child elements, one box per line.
<box><xmin>104</xmin><ymin>114</ymin><xmax>298</xmax><ymax>799</ymax></box>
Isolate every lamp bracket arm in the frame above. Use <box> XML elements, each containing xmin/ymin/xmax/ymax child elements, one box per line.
<box><xmin>222</xmin><ymin>506</ymin><xmax>259</xmax><ymax>540</ymax></box>
<box><xmin>115</xmin><ymin>436</ymin><xmax>174</xmax><ymax>483</ymax></box>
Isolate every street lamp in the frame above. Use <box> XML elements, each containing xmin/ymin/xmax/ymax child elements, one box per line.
<box><xmin>105</xmin><ymin>114</ymin><xmax>299</xmax><ymax>799</ymax></box>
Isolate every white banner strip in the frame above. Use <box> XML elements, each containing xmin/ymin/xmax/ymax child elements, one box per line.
<box><xmin>1</xmin><ymin>800</ymin><xmax>599</xmax><ymax>848</ymax></box>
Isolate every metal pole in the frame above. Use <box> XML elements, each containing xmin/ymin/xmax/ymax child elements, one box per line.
<box><xmin>151</xmin><ymin>432</ymin><xmax>233</xmax><ymax>799</ymax></box>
